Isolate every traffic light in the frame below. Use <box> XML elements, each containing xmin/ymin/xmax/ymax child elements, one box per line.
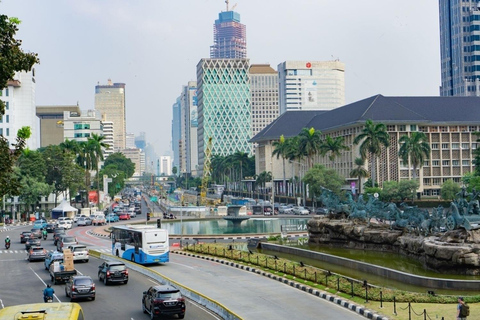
<box><xmin>156</xmin><ymin>219</ymin><xmax>161</xmax><ymax>228</ymax></box>
<box><xmin>147</xmin><ymin>212</ymin><xmax>150</xmax><ymax>221</ymax></box>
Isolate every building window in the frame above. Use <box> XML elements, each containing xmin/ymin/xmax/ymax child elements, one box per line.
<box><xmin>433</xmin><ymin>178</ymin><xmax>441</xmax><ymax>185</ymax></box>
<box><xmin>453</xmin><ymin>177</ymin><xmax>461</xmax><ymax>183</ymax></box>
<box><xmin>431</xmin><ymin>143</ymin><xmax>439</xmax><ymax>149</ymax></box>
<box><xmin>419</xmin><ymin>126</ymin><xmax>427</xmax><ymax>132</ymax></box>
<box><xmin>440</xmin><ymin>126</ymin><xmax>448</xmax><ymax>132</ymax></box>
<box><xmin>442</xmin><ymin>160</ymin><xmax>450</xmax><ymax>166</ymax></box>
<box><xmin>463</xmin><ymin>160</ymin><xmax>470</xmax><ymax>166</ymax></box>
<box><xmin>398</xmin><ymin>125</ymin><xmax>406</xmax><ymax>131</ymax></box>
<box><xmin>462</xmin><ymin>143</ymin><xmax>470</xmax><ymax>149</ymax></box>
<box><xmin>452</xmin><ymin>160</ymin><xmax>460</xmax><ymax>166</ymax></box>
<box><xmin>452</xmin><ymin>143</ymin><xmax>460</xmax><ymax>149</ymax></box>
<box><xmin>5</xmin><ymin>102</ymin><xmax>8</xmax><ymax>110</ymax></box>
<box><xmin>432</xmin><ymin>160</ymin><xmax>440</xmax><ymax>166</ymax></box>
<box><xmin>442</xmin><ymin>143</ymin><xmax>449</xmax><ymax>149</ymax></box>
<box><xmin>6</xmin><ymin>128</ymin><xmax>9</xmax><ymax>136</ymax></box>
<box><xmin>5</xmin><ymin>89</ymin><xmax>8</xmax><ymax>97</ymax></box>
<box><xmin>469</xmin><ymin>126</ymin><xmax>477</xmax><ymax>131</ymax></box>
<box><xmin>424</xmin><ymin>160</ymin><xmax>429</xmax><ymax>166</ymax></box>
<box><xmin>0</xmin><ymin>128</ymin><xmax>2</xmax><ymax>135</ymax></box>
<box><xmin>430</xmin><ymin>126</ymin><xmax>438</xmax><ymax>132</ymax></box>
<box><xmin>410</xmin><ymin>125</ymin><xmax>417</xmax><ymax>131</ymax></box>
<box><xmin>473</xmin><ymin>143</ymin><xmax>478</xmax><ymax>150</ymax></box>
<box><xmin>423</xmin><ymin>178</ymin><xmax>431</xmax><ymax>185</ymax></box>
<box><xmin>5</xmin><ymin>115</ymin><xmax>8</xmax><ymax>123</ymax></box>
<box><xmin>460</xmin><ymin>126</ymin><xmax>468</xmax><ymax>132</ymax></box>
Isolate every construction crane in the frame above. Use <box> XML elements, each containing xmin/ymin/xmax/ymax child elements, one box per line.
<box><xmin>225</xmin><ymin>0</ymin><xmax>237</xmax><ymax>12</ymax></box>
<box><xmin>200</xmin><ymin>137</ymin><xmax>213</xmax><ymax>206</ymax></box>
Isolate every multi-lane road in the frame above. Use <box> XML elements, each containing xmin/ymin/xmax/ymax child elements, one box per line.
<box><xmin>0</xmin><ymin>209</ymin><xmax>367</xmax><ymax>319</ymax></box>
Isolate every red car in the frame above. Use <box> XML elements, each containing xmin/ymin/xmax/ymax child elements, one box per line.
<box><xmin>118</xmin><ymin>212</ymin><xmax>130</xmax><ymax>220</ymax></box>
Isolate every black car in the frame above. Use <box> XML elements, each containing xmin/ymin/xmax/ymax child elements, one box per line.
<box><xmin>25</xmin><ymin>237</ymin><xmax>41</xmax><ymax>250</ymax></box>
<box><xmin>30</xmin><ymin>228</ymin><xmax>42</xmax><ymax>239</ymax></box>
<box><xmin>98</xmin><ymin>260</ymin><xmax>128</xmax><ymax>285</ymax></box>
<box><xmin>20</xmin><ymin>231</ymin><xmax>32</xmax><ymax>243</ymax></box>
<box><xmin>142</xmin><ymin>285</ymin><xmax>185</xmax><ymax>319</ymax></box>
<box><xmin>46</xmin><ymin>223</ymin><xmax>56</xmax><ymax>233</ymax></box>
<box><xmin>53</xmin><ymin>228</ymin><xmax>66</xmax><ymax>245</ymax></box>
<box><xmin>315</xmin><ymin>207</ymin><xmax>329</xmax><ymax>215</ymax></box>
<box><xmin>65</xmin><ymin>275</ymin><xmax>96</xmax><ymax>302</ymax></box>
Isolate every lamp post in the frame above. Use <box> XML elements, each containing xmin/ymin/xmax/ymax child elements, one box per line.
<box><xmin>270</xmin><ymin>161</ymin><xmax>275</xmax><ymax>214</ymax></box>
<box><xmin>289</xmin><ymin>160</ymin><xmax>306</xmax><ymax>206</ymax></box>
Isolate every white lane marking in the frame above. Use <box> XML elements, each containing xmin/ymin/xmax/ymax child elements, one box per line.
<box><xmin>0</xmin><ymin>298</ymin><xmax>4</xmax><ymax>308</ymax></box>
<box><xmin>168</xmin><ymin>261</ymin><xmax>196</xmax><ymax>270</ymax></box>
<box><xmin>29</xmin><ymin>266</ymin><xmax>60</xmax><ymax>303</ymax></box>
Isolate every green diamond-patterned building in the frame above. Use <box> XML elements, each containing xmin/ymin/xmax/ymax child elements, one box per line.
<box><xmin>197</xmin><ymin>58</ymin><xmax>252</xmax><ymax>170</ymax></box>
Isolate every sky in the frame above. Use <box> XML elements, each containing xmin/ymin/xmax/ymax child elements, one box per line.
<box><xmin>2</xmin><ymin>0</ymin><xmax>441</xmax><ymax>157</ymax></box>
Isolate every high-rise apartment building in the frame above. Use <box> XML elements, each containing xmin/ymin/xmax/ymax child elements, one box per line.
<box><xmin>210</xmin><ymin>7</ymin><xmax>246</xmax><ymax>59</ymax></box>
<box><xmin>63</xmin><ymin>109</ymin><xmax>103</xmax><ymax>143</ymax></box>
<box><xmin>278</xmin><ymin>60</ymin><xmax>345</xmax><ymax>113</ymax></box>
<box><xmin>101</xmin><ymin>118</ymin><xmax>114</xmax><ymax>158</ymax></box>
<box><xmin>160</xmin><ymin>155</ymin><xmax>172</xmax><ymax>176</ymax></box>
<box><xmin>439</xmin><ymin>0</ymin><xmax>480</xmax><ymax>96</ymax></box>
<box><xmin>179</xmin><ymin>81</ymin><xmax>199</xmax><ymax>176</ymax></box>
<box><xmin>171</xmin><ymin>97</ymin><xmax>181</xmax><ymax>172</ymax></box>
<box><xmin>197</xmin><ymin>58</ymin><xmax>252</xmax><ymax>171</ymax></box>
<box><xmin>250</xmin><ymin>64</ymin><xmax>279</xmax><ymax>137</ymax></box>
<box><xmin>1</xmin><ymin>70</ymin><xmax>38</xmax><ymax>149</ymax></box>
<box><xmin>94</xmin><ymin>79</ymin><xmax>126</xmax><ymax>151</ymax></box>
<box><xmin>126</xmin><ymin>133</ymin><xmax>135</xmax><ymax>149</ymax></box>
<box><xmin>36</xmin><ymin>104</ymin><xmax>81</xmax><ymax>147</ymax></box>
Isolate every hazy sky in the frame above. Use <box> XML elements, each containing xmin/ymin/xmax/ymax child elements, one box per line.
<box><xmin>2</xmin><ymin>0</ymin><xmax>441</xmax><ymax>157</ymax></box>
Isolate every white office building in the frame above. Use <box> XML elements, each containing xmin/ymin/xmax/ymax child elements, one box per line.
<box><xmin>160</xmin><ymin>156</ymin><xmax>172</xmax><ymax>176</ymax></box>
<box><xmin>63</xmin><ymin>109</ymin><xmax>103</xmax><ymax>143</ymax></box>
<box><xmin>250</xmin><ymin>64</ymin><xmax>279</xmax><ymax>137</ymax></box>
<box><xmin>278</xmin><ymin>60</ymin><xmax>345</xmax><ymax>113</ymax></box>
<box><xmin>0</xmin><ymin>70</ymin><xmax>38</xmax><ymax>149</ymax></box>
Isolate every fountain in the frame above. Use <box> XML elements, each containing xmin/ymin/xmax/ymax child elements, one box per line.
<box><xmin>222</xmin><ymin>205</ymin><xmax>250</xmax><ymax>228</ymax></box>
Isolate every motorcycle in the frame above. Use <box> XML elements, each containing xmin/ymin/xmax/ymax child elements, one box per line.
<box><xmin>44</xmin><ymin>295</ymin><xmax>53</xmax><ymax>303</ymax></box>
<box><xmin>5</xmin><ymin>241</ymin><xmax>10</xmax><ymax>249</ymax></box>
<box><xmin>42</xmin><ymin>234</ymin><xmax>47</xmax><ymax>240</ymax></box>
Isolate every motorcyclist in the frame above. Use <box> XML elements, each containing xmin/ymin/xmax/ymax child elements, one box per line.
<box><xmin>42</xmin><ymin>229</ymin><xmax>48</xmax><ymax>239</ymax></box>
<box><xmin>5</xmin><ymin>236</ymin><xmax>10</xmax><ymax>246</ymax></box>
<box><xmin>43</xmin><ymin>284</ymin><xmax>54</xmax><ymax>302</ymax></box>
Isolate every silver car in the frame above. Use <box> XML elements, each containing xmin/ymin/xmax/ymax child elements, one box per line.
<box><xmin>77</xmin><ymin>217</ymin><xmax>92</xmax><ymax>226</ymax></box>
<box><xmin>57</xmin><ymin>235</ymin><xmax>78</xmax><ymax>252</ymax></box>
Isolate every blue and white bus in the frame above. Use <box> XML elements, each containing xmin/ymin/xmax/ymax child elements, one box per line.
<box><xmin>111</xmin><ymin>225</ymin><xmax>169</xmax><ymax>264</ymax></box>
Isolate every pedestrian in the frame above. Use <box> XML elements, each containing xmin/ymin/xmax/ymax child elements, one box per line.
<box><xmin>457</xmin><ymin>296</ymin><xmax>469</xmax><ymax>320</ymax></box>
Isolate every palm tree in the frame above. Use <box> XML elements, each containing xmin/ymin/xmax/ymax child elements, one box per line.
<box><xmin>231</xmin><ymin>151</ymin><xmax>250</xmax><ymax>191</ymax></box>
<box><xmin>353</xmin><ymin>120</ymin><xmax>390</xmax><ymax>186</ymax></box>
<box><xmin>272</xmin><ymin>135</ymin><xmax>288</xmax><ymax>197</ymax></box>
<box><xmin>297</xmin><ymin>127</ymin><xmax>322</xmax><ymax>168</ymax></box>
<box><xmin>319</xmin><ymin>135</ymin><xmax>350</xmax><ymax>167</ymax></box>
<box><xmin>255</xmin><ymin>171</ymin><xmax>272</xmax><ymax>200</ymax></box>
<box><xmin>350</xmin><ymin>157</ymin><xmax>369</xmax><ymax>195</ymax></box>
<box><xmin>398</xmin><ymin>131</ymin><xmax>431</xmax><ymax>179</ymax></box>
<box><xmin>87</xmin><ymin>134</ymin><xmax>109</xmax><ymax>203</ymax></box>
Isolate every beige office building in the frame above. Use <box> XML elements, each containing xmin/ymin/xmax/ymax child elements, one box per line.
<box><xmin>95</xmin><ymin>79</ymin><xmax>126</xmax><ymax>151</ymax></box>
<box><xmin>36</xmin><ymin>105</ymin><xmax>81</xmax><ymax>147</ymax></box>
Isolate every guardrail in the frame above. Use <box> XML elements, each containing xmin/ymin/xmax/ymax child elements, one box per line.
<box><xmin>91</xmin><ymin>250</ymin><xmax>243</xmax><ymax>320</ymax></box>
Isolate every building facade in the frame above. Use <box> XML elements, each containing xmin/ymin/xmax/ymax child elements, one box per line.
<box><xmin>1</xmin><ymin>70</ymin><xmax>38</xmax><ymax>149</ymax></box>
<box><xmin>160</xmin><ymin>155</ymin><xmax>172</xmax><ymax>176</ymax></box>
<box><xmin>121</xmin><ymin>148</ymin><xmax>142</xmax><ymax>177</ymax></box>
<box><xmin>179</xmin><ymin>81</ymin><xmax>199</xmax><ymax>176</ymax></box>
<box><xmin>439</xmin><ymin>0</ymin><xmax>480</xmax><ymax>96</ymax></box>
<box><xmin>100</xmin><ymin>117</ymin><xmax>114</xmax><ymax>158</ymax></box>
<box><xmin>251</xmin><ymin>95</ymin><xmax>480</xmax><ymax>198</ymax></box>
<box><xmin>63</xmin><ymin>109</ymin><xmax>103</xmax><ymax>143</ymax></box>
<box><xmin>210</xmin><ymin>9</ymin><xmax>246</xmax><ymax>59</ymax></box>
<box><xmin>250</xmin><ymin>64</ymin><xmax>279</xmax><ymax>137</ymax></box>
<box><xmin>197</xmin><ymin>58</ymin><xmax>252</xmax><ymax>172</ymax></box>
<box><xmin>36</xmin><ymin>104</ymin><xmax>81</xmax><ymax>147</ymax></box>
<box><xmin>171</xmin><ymin>97</ymin><xmax>181</xmax><ymax>173</ymax></box>
<box><xmin>94</xmin><ymin>79</ymin><xmax>126</xmax><ymax>151</ymax></box>
<box><xmin>278</xmin><ymin>60</ymin><xmax>345</xmax><ymax>113</ymax></box>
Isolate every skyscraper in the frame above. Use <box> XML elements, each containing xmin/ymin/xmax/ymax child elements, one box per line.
<box><xmin>94</xmin><ymin>79</ymin><xmax>126</xmax><ymax>151</ymax></box>
<box><xmin>210</xmin><ymin>4</ymin><xmax>246</xmax><ymax>59</ymax></box>
<box><xmin>250</xmin><ymin>64</ymin><xmax>279</xmax><ymax>137</ymax></box>
<box><xmin>197</xmin><ymin>58</ymin><xmax>252</xmax><ymax>171</ymax></box>
<box><xmin>439</xmin><ymin>0</ymin><xmax>480</xmax><ymax>96</ymax></box>
<box><xmin>278</xmin><ymin>61</ymin><xmax>345</xmax><ymax>114</ymax></box>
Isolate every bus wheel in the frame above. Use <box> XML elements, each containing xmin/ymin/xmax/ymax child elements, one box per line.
<box><xmin>116</xmin><ymin>249</ymin><xmax>119</xmax><ymax>257</ymax></box>
<box><xmin>131</xmin><ymin>254</ymin><xmax>135</xmax><ymax>262</ymax></box>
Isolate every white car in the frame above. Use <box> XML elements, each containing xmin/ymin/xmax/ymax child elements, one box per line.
<box><xmin>77</xmin><ymin>217</ymin><xmax>92</xmax><ymax>226</ymax></box>
<box><xmin>73</xmin><ymin>214</ymin><xmax>81</xmax><ymax>223</ymax></box>
<box><xmin>57</xmin><ymin>217</ymin><xmax>73</xmax><ymax>229</ymax></box>
<box><xmin>293</xmin><ymin>206</ymin><xmax>309</xmax><ymax>215</ymax></box>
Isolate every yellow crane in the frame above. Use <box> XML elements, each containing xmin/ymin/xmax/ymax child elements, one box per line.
<box><xmin>200</xmin><ymin>137</ymin><xmax>213</xmax><ymax>205</ymax></box>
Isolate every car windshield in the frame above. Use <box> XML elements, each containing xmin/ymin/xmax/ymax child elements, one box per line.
<box><xmin>63</xmin><ymin>237</ymin><xmax>76</xmax><ymax>242</ymax></box>
<box><xmin>75</xmin><ymin>278</ymin><xmax>93</xmax><ymax>286</ymax></box>
<box><xmin>32</xmin><ymin>247</ymin><xmax>44</xmax><ymax>252</ymax></box>
<box><xmin>157</xmin><ymin>291</ymin><xmax>181</xmax><ymax>299</ymax></box>
<box><xmin>110</xmin><ymin>265</ymin><xmax>126</xmax><ymax>271</ymax></box>
<box><xmin>73</xmin><ymin>246</ymin><xmax>86</xmax><ymax>252</ymax></box>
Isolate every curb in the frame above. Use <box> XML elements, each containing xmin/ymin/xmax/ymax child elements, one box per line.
<box><xmin>173</xmin><ymin>250</ymin><xmax>389</xmax><ymax>320</ymax></box>
<box><xmin>86</xmin><ymin>230</ymin><xmax>110</xmax><ymax>238</ymax></box>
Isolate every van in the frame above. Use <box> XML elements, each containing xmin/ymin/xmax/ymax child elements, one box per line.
<box><xmin>92</xmin><ymin>214</ymin><xmax>106</xmax><ymax>226</ymax></box>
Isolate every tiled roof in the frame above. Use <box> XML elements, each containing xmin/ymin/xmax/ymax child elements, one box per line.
<box><xmin>251</xmin><ymin>95</ymin><xmax>480</xmax><ymax>143</ymax></box>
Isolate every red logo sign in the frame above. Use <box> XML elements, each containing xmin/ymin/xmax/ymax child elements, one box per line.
<box><xmin>306</xmin><ymin>62</ymin><xmax>312</xmax><ymax>68</ymax></box>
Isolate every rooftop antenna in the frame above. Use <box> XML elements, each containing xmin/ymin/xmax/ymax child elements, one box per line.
<box><xmin>225</xmin><ymin>0</ymin><xmax>229</xmax><ymax>11</ymax></box>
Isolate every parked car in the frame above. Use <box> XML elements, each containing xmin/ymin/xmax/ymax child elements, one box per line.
<box><xmin>53</xmin><ymin>228</ymin><xmax>66</xmax><ymax>245</ymax></box>
<box><xmin>20</xmin><ymin>231</ymin><xmax>32</xmax><ymax>243</ymax></box>
<box><xmin>315</xmin><ymin>207</ymin><xmax>329</xmax><ymax>215</ymax></box>
<box><xmin>44</xmin><ymin>251</ymin><xmax>64</xmax><ymax>270</ymax></box>
<box><xmin>118</xmin><ymin>212</ymin><xmax>130</xmax><ymax>220</ymax></box>
<box><xmin>25</xmin><ymin>237</ymin><xmax>41</xmax><ymax>250</ymax></box>
<box><xmin>77</xmin><ymin>217</ymin><xmax>92</xmax><ymax>226</ymax></box>
<box><xmin>65</xmin><ymin>275</ymin><xmax>96</xmax><ymax>301</ymax></box>
<box><xmin>73</xmin><ymin>214</ymin><xmax>82</xmax><ymax>223</ymax></box>
<box><xmin>91</xmin><ymin>214</ymin><xmax>106</xmax><ymax>226</ymax></box>
<box><xmin>98</xmin><ymin>260</ymin><xmax>128</xmax><ymax>285</ymax></box>
<box><xmin>45</xmin><ymin>223</ymin><xmax>56</xmax><ymax>233</ymax></box>
<box><xmin>293</xmin><ymin>206</ymin><xmax>309</xmax><ymax>215</ymax></box>
<box><xmin>30</xmin><ymin>228</ymin><xmax>42</xmax><ymax>239</ymax></box>
<box><xmin>142</xmin><ymin>285</ymin><xmax>185</xmax><ymax>319</ymax></box>
<box><xmin>57</xmin><ymin>235</ymin><xmax>78</xmax><ymax>252</ymax></box>
<box><xmin>27</xmin><ymin>246</ymin><xmax>47</xmax><ymax>262</ymax></box>
<box><xmin>105</xmin><ymin>213</ymin><xmax>119</xmax><ymax>223</ymax></box>
<box><xmin>68</xmin><ymin>244</ymin><xmax>89</xmax><ymax>263</ymax></box>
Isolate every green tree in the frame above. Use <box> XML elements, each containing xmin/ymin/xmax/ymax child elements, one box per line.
<box><xmin>18</xmin><ymin>173</ymin><xmax>52</xmax><ymax>213</ymax></box>
<box><xmin>255</xmin><ymin>171</ymin><xmax>272</xmax><ymax>194</ymax></box>
<box><xmin>172</xmin><ymin>166</ymin><xmax>178</xmax><ymax>176</ymax></box>
<box><xmin>474</xmin><ymin>133</ymin><xmax>480</xmax><ymax>176</ymax></box>
<box><xmin>319</xmin><ymin>135</ymin><xmax>349</xmax><ymax>166</ymax></box>
<box><xmin>353</xmin><ymin>120</ymin><xmax>390</xmax><ymax>186</ymax></box>
<box><xmin>397</xmin><ymin>179</ymin><xmax>420</xmax><ymax>203</ymax></box>
<box><xmin>398</xmin><ymin>132</ymin><xmax>431</xmax><ymax>179</ymax></box>
<box><xmin>303</xmin><ymin>164</ymin><xmax>345</xmax><ymax>196</ymax></box>
<box><xmin>349</xmin><ymin>157</ymin><xmax>369</xmax><ymax>195</ymax></box>
<box><xmin>379</xmin><ymin>180</ymin><xmax>399</xmax><ymax>202</ymax></box>
<box><xmin>441</xmin><ymin>179</ymin><xmax>461</xmax><ymax>201</ymax></box>
<box><xmin>99</xmin><ymin>164</ymin><xmax>126</xmax><ymax>197</ymax></box>
<box><xmin>297</xmin><ymin>127</ymin><xmax>322</xmax><ymax>168</ymax></box>
<box><xmin>104</xmin><ymin>152</ymin><xmax>135</xmax><ymax>178</ymax></box>
<box><xmin>17</xmin><ymin>149</ymin><xmax>46</xmax><ymax>182</ymax></box>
